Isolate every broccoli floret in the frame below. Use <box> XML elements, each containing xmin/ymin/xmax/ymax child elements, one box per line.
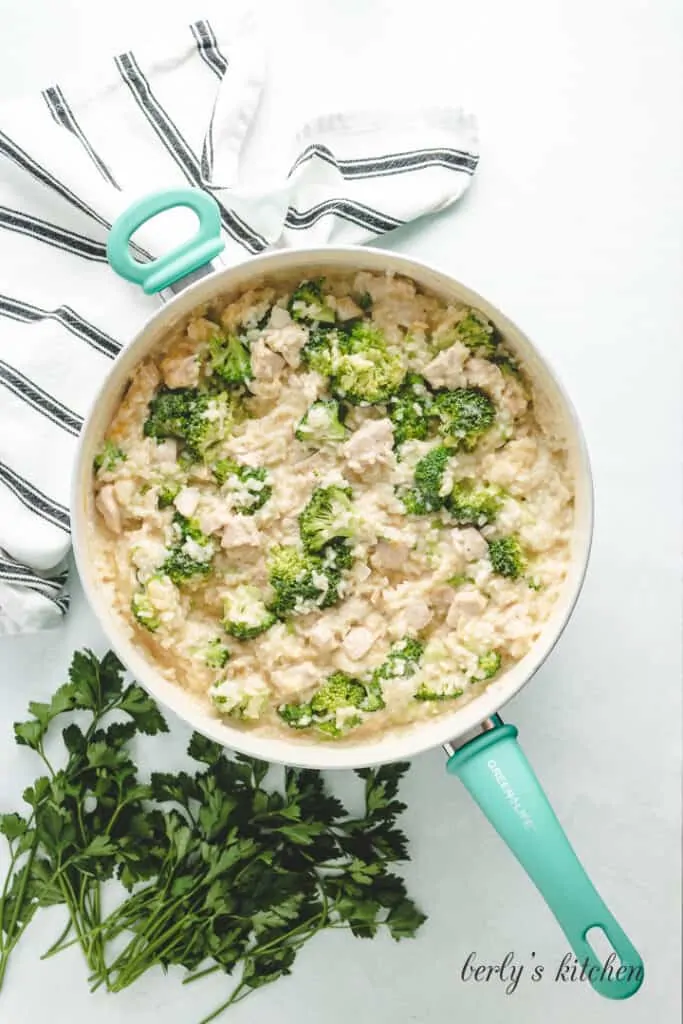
<box><xmin>452</xmin><ymin>310</ymin><xmax>500</xmax><ymax>358</ymax></box>
<box><xmin>211</xmin><ymin>676</ymin><xmax>269</xmax><ymax>720</ymax></box>
<box><xmin>317</xmin><ymin>538</ymin><xmax>354</xmax><ymax>608</ymax></box>
<box><xmin>474</xmin><ymin>651</ymin><xmax>501</xmax><ymax>681</ymax></box>
<box><xmin>448</xmin><ymin>479</ymin><xmax>502</xmax><ymax>526</ymax></box>
<box><xmin>144</xmin><ymin>387</ymin><xmax>234</xmax><ymax>461</ymax></box>
<box><xmin>212</xmin><ymin>459</ymin><xmax>272</xmax><ymax>514</ymax></box>
<box><xmin>299</xmin><ymin>485</ymin><xmax>355</xmax><ymax>553</ymax></box>
<box><xmin>295</xmin><ymin>399</ymin><xmax>348</xmax><ymax>446</ymax></box>
<box><xmin>414</xmin><ymin>680</ymin><xmax>465</xmax><ymax>701</ymax></box>
<box><xmin>267</xmin><ymin>545</ymin><xmax>328</xmax><ymax>617</ymax></box>
<box><xmin>278</xmin><ymin>671</ymin><xmax>381</xmax><ymax>737</ymax></box>
<box><xmin>387</xmin><ymin>374</ymin><xmax>434</xmax><ymax>447</ymax></box>
<box><xmin>356</xmin><ymin>291</ymin><xmax>373</xmax><ymax>311</ymax></box>
<box><xmin>399</xmin><ymin>446</ymin><xmax>451</xmax><ymax>516</ymax></box>
<box><xmin>131</xmin><ymin>590</ymin><xmax>160</xmax><ymax>632</ymax></box>
<box><xmin>365</xmin><ymin>638</ymin><xmax>424</xmax><ymax>712</ymax></box>
<box><xmin>157</xmin><ymin>481</ymin><xmax>181</xmax><ymax>509</ymax></box>
<box><xmin>207</xmin><ymin>332</ymin><xmax>252</xmax><ymax>385</ymax></box>
<box><xmin>414</xmin><ymin>446</ymin><xmax>451</xmax><ymax>504</ymax></box>
<box><xmin>223</xmin><ymin>585</ymin><xmax>276</xmax><ymax>640</ymax></box>
<box><xmin>300</xmin><ymin>326</ymin><xmax>341</xmax><ymax>376</ymax></box>
<box><xmin>94</xmin><ymin>439</ymin><xmax>127</xmax><ymax>473</ymax></box>
<box><xmin>330</xmin><ymin>322</ymin><xmax>406</xmax><ymax>405</ymax></box>
<box><xmin>433</xmin><ymin>387</ymin><xmax>495</xmax><ymax>450</ymax></box>
<box><xmin>488</xmin><ymin>536</ymin><xmax>526</xmax><ymax>579</ymax></box>
<box><xmin>398</xmin><ymin>488</ymin><xmax>433</xmax><ymax>515</ymax></box>
<box><xmin>204</xmin><ymin>638</ymin><xmax>231</xmax><ymax>669</ymax></box>
<box><xmin>375</xmin><ymin>638</ymin><xmax>424</xmax><ymax>682</ymax></box>
<box><xmin>310</xmin><ymin>673</ymin><xmax>367</xmax><ymax>716</ymax></box>
<box><xmin>161</xmin><ymin>514</ymin><xmax>215</xmax><ymax>584</ymax></box>
<box><xmin>278</xmin><ymin>702</ymin><xmax>314</xmax><ymax>729</ymax></box>
<box><xmin>288</xmin><ymin>278</ymin><xmax>336</xmax><ymax>324</ymax></box>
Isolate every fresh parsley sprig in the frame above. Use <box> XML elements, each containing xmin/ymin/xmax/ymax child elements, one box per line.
<box><xmin>0</xmin><ymin>650</ymin><xmax>425</xmax><ymax>1021</ymax></box>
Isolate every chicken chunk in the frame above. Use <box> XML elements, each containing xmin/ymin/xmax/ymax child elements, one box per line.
<box><xmin>370</xmin><ymin>540</ymin><xmax>412</xmax><ymax>572</ymax></box>
<box><xmin>174</xmin><ymin>487</ymin><xmax>200</xmax><ymax>518</ymax></box>
<box><xmin>422</xmin><ymin>341</ymin><xmax>469</xmax><ymax>389</ymax></box>
<box><xmin>308</xmin><ymin>619</ymin><xmax>338</xmax><ymax>650</ymax></box>
<box><xmin>446</xmin><ymin>588</ymin><xmax>488</xmax><ymax>626</ymax></box>
<box><xmin>96</xmin><ymin>485</ymin><xmax>121</xmax><ymax>534</ymax></box>
<box><xmin>250</xmin><ymin>338</ymin><xmax>285</xmax><ymax>381</ymax></box>
<box><xmin>271</xmin><ymin>661</ymin><xmax>319</xmax><ymax>697</ymax></box>
<box><xmin>221</xmin><ymin>516</ymin><xmax>261</xmax><ymax>549</ymax></box>
<box><xmin>152</xmin><ymin>439</ymin><xmax>178</xmax><ymax>465</ymax></box>
<box><xmin>196</xmin><ymin>498</ymin><xmax>234</xmax><ymax>536</ymax></box>
<box><xmin>332</xmin><ymin>296</ymin><xmax>363</xmax><ymax>321</ymax></box>
<box><xmin>161</xmin><ymin>352</ymin><xmax>200</xmax><ymax>389</ymax></box>
<box><xmin>456</xmin><ymin>528</ymin><xmax>489</xmax><ymax>562</ymax></box>
<box><xmin>342</xmin><ymin>626</ymin><xmax>376</xmax><ymax>661</ymax></box>
<box><xmin>343</xmin><ymin>418</ymin><xmax>395</xmax><ymax>474</ymax></box>
<box><xmin>262</xmin><ymin>323</ymin><xmax>308</xmax><ymax>368</ymax></box>
<box><xmin>390</xmin><ymin>599</ymin><xmax>432</xmax><ymax>638</ymax></box>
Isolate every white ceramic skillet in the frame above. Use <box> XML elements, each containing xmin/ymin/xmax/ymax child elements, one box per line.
<box><xmin>71</xmin><ymin>189</ymin><xmax>643</xmax><ymax>999</ymax></box>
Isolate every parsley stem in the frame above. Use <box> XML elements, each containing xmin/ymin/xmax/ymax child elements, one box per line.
<box><xmin>0</xmin><ymin>839</ymin><xmax>37</xmax><ymax>966</ymax></box>
<box><xmin>197</xmin><ymin>981</ymin><xmax>249</xmax><ymax>1024</ymax></box>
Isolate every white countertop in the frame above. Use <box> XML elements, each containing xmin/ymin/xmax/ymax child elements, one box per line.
<box><xmin>0</xmin><ymin>0</ymin><xmax>681</xmax><ymax>1022</ymax></box>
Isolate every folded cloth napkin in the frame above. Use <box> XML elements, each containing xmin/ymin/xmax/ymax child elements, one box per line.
<box><xmin>0</xmin><ymin>16</ymin><xmax>479</xmax><ymax>635</ymax></box>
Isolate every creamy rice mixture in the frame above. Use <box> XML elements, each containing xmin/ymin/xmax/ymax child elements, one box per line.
<box><xmin>91</xmin><ymin>271</ymin><xmax>574</xmax><ymax>741</ymax></box>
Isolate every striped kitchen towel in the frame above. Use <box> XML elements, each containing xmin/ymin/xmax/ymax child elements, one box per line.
<box><xmin>0</xmin><ymin>15</ymin><xmax>479</xmax><ymax>635</ymax></box>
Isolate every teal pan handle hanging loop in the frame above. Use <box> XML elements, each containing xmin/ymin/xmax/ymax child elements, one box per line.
<box><xmin>106</xmin><ymin>188</ymin><xmax>225</xmax><ymax>294</ymax></box>
<box><xmin>446</xmin><ymin>716</ymin><xmax>644</xmax><ymax>1000</ymax></box>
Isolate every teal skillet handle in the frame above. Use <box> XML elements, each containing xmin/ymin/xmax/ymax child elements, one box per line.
<box><xmin>106</xmin><ymin>188</ymin><xmax>225</xmax><ymax>294</ymax></box>
<box><xmin>447</xmin><ymin>717</ymin><xmax>644</xmax><ymax>999</ymax></box>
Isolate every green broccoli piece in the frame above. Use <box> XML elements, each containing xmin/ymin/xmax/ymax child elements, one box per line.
<box><xmin>398</xmin><ymin>488</ymin><xmax>433</xmax><ymax>516</ymax></box>
<box><xmin>211</xmin><ymin>677</ymin><xmax>269</xmax><ymax>720</ymax></box>
<box><xmin>365</xmin><ymin>638</ymin><xmax>424</xmax><ymax>712</ymax></box>
<box><xmin>375</xmin><ymin>638</ymin><xmax>424</xmax><ymax>682</ymax></box>
<box><xmin>212</xmin><ymin>459</ymin><xmax>272</xmax><ymax>514</ymax></box>
<box><xmin>414</xmin><ymin>680</ymin><xmax>465</xmax><ymax>701</ymax></box>
<box><xmin>310</xmin><ymin>673</ymin><xmax>367</xmax><ymax>716</ymax></box>
<box><xmin>387</xmin><ymin>374</ymin><xmax>434</xmax><ymax>447</ymax></box>
<box><xmin>161</xmin><ymin>514</ymin><xmax>214</xmax><ymax>584</ymax></box>
<box><xmin>299</xmin><ymin>485</ymin><xmax>355</xmax><ymax>553</ymax></box>
<box><xmin>267</xmin><ymin>545</ymin><xmax>329</xmax><ymax>617</ymax></box>
<box><xmin>223</xmin><ymin>585</ymin><xmax>277</xmax><ymax>640</ymax></box>
<box><xmin>207</xmin><ymin>332</ymin><xmax>252</xmax><ymax>385</ymax></box>
<box><xmin>277</xmin><ymin>702</ymin><xmax>314</xmax><ymax>729</ymax></box>
<box><xmin>278</xmin><ymin>670</ymin><xmax>381</xmax><ymax>737</ymax></box>
<box><xmin>203</xmin><ymin>638</ymin><xmax>231</xmax><ymax>669</ymax></box>
<box><xmin>399</xmin><ymin>446</ymin><xmax>451</xmax><ymax>515</ymax></box>
<box><xmin>144</xmin><ymin>387</ymin><xmax>234</xmax><ymax>461</ymax></box>
<box><xmin>211</xmin><ymin>458</ymin><xmax>240</xmax><ymax>486</ymax></box>
<box><xmin>94</xmin><ymin>439</ymin><xmax>127</xmax><ymax>473</ymax></box>
<box><xmin>300</xmin><ymin>326</ymin><xmax>341</xmax><ymax>376</ymax></box>
<box><xmin>288</xmin><ymin>278</ymin><xmax>336</xmax><ymax>324</ymax></box>
<box><xmin>488</xmin><ymin>536</ymin><xmax>526</xmax><ymax>579</ymax></box>
<box><xmin>474</xmin><ymin>651</ymin><xmax>501</xmax><ymax>680</ymax></box>
<box><xmin>356</xmin><ymin>291</ymin><xmax>373</xmax><ymax>311</ymax></box>
<box><xmin>295</xmin><ymin>399</ymin><xmax>348</xmax><ymax>446</ymax></box>
<box><xmin>452</xmin><ymin>310</ymin><xmax>500</xmax><ymax>358</ymax></box>
<box><xmin>330</xmin><ymin>322</ymin><xmax>406</xmax><ymax>405</ymax></box>
<box><xmin>130</xmin><ymin>590</ymin><xmax>160</xmax><ymax>632</ymax></box>
<box><xmin>447</xmin><ymin>479</ymin><xmax>502</xmax><ymax>526</ymax></box>
<box><xmin>318</xmin><ymin>538</ymin><xmax>354</xmax><ymax>608</ymax></box>
<box><xmin>157</xmin><ymin>481</ymin><xmax>181</xmax><ymax>509</ymax></box>
<box><xmin>433</xmin><ymin>387</ymin><xmax>495</xmax><ymax>450</ymax></box>
<box><xmin>414</xmin><ymin>446</ymin><xmax>451</xmax><ymax>504</ymax></box>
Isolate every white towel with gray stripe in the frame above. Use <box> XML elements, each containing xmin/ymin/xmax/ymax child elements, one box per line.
<box><xmin>0</xmin><ymin>15</ymin><xmax>479</xmax><ymax>634</ymax></box>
